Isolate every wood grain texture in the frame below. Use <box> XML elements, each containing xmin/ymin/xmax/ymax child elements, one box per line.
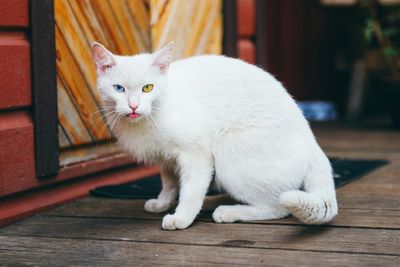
<box><xmin>4</xmin><ymin>216</ymin><xmax>400</xmax><ymax>256</ymax></box>
<box><xmin>55</xmin><ymin>3</ymin><xmax>110</xmax><ymax>143</ymax></box>
<box><xmin>106</xmin><ymin>0</ymin><xmax>147</xmax><ymax>53</ymax></box>
<box><xmin>60</xmin><ymin>143</ymin><xmax>121</xmax><ymax>167</ymax></box>
<box><xmin>0</xmin><ymin>32</ymin><xmax>31</xmax><ymax>110</ymax></box>
<box><xmin>55</xmin><ymin>0</ymin><xmax>98</xmax><ymax>100</ymax></box>
<box><xmin>126</xmin><ymin>0</ymin><xmax>151</xmax><ymax>51</ymax></box>
<box><xmin>57</xmin><ymin>152</ymin><xmax>137</xmax><ymax>181</ymax></box>
<box><xmin>55</xmin><ymin>0</ymin><xmax>151</xmax><ymax>148</ymax></box>
<box><xmin>0</xmin><ymin>0</ymin><xmax>29</xmax><ymax>27</ymax></box>
<box><xmin>57</xmin><ymin>76</ymin><xmax>92</xmax><ymax>146</ymax></box>
<box><xmin>318</xmin><ymin>152</ymin><xmax>400</xmax><ymax>197</ymax></box>
<box><xmin>90</xmin><ymin>0</ymin><xmax>132</xmax><ymax>54</ymax></box>
<box><xmin>45</xmin><ymin>195</ymin><xmax>400</xmax><ymax>229</ymax></box>
<box><xmin>0</xmin><ymin>112</ymin><xmax>35</xmax><ymax>196</ymax></box>
<box><xmin>151</xmin><ymin>0</ymin><xmax>222</xmax><ymax>58</ymax></box>
<box><xmin>58</xmin><ymin>125</ymin><xmax>71</xmax><ymax>148</ymax></box>
<box><xmin>55</xmin><ymin>25</ymin><xmax>109</xmax><ymax>140</ymax></box>
<box><xmin>0</xmin><ymin>236</ymin><xmax>399</xmax><ymax>267</ymax></box>
<box><xmin>68</xmin><ymin>0</ymin><xmax>113</xmax><ymax>50</ymax></box>
<box><xmin>315</xmin><ymin>126</ymin><xmax>400</xmax><ymax>152</ymax></box>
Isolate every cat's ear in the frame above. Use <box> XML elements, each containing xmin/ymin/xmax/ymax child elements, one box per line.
<box><xmin>92</xmin><ymin>42</ymin><xmax>116</xmax><ymax>75</ymax></box>
<box><xmin>152</xmin><ymin>42</ymin><xmax>174</xmax><ymax>74</ymax></box>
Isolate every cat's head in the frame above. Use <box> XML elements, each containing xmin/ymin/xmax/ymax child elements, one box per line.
<box><xmin>91</xmin><ymin>42</ymin><xmax>173</xmax><ymax>123</ymax></box>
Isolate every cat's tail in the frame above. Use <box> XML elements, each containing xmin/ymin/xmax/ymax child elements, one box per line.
<box><xmin>279</xmin><ymin>155</ymin><xmax>338</xmax><ymax>224</ymax></box>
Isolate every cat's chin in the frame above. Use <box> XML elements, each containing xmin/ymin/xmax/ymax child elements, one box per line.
<box><xmin>125</xmin><ymin>115</ymin><xmax>145</xmax><ymax>124</ymax></box>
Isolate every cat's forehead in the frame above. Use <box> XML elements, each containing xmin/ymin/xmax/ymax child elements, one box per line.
<box><xmin>114</xmin><ymin>54</ymin><xmax>154</xmax><ymax>80</ymax></box>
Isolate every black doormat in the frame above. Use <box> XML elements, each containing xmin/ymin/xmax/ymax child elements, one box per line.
<box><xmin>330</xmin><ymin>158</ymin><xmax>388</xmax><ymax>187</ymax></box>
<box><xmin>90</xmin><ymin>158</ymin><xmax>388</xmax><ymax>199</ymax></box>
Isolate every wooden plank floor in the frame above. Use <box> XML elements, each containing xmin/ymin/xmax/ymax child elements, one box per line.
<box><xmin>1</xmin><ymin>125</ymin><xmax>400</xmax><ymax>266</ymax></box>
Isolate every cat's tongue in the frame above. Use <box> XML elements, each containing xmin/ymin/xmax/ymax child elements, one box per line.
<box><xmin>128</xmin><ymin>113</ymin><xmax>140</xmax><ymax>119</ymax></box>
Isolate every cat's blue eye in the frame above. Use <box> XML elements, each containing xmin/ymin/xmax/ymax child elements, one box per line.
<box><xmin>113</xmin><ymin>84</ymin><xmax>125</xmax><ymax>93</ymax></box>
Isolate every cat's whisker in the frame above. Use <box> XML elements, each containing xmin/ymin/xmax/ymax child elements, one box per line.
<box><xmin>105</xmin><ymin>113</ymin><xmax>118</xmax><ymax>126</ymax></box>
<box><xmin>100</xmin><ymin>112</ymin><xmax>118</xmax><ymax>135</ymax></box>
<box><xmin>88</xmin><ymin>106</ymin><xmax>115</xmax><ymax>115</ymax></box>
<box><xmin>147</xmin><ymin>115</ymin><xmax>158</xmax><ymax>131</ymax></box>
<box><xmin>109</xmin><ymin>113</ymin><xmax>121</xmax><ymax>130</ymax></box>
<box><xmin>100</xmin><ymin>110</ymin><xmax>117</xmax><ymax>118</ymax></box>
<box><xmin>92</xmin><ymin>111</ymin><xmax>116</xmax><ymax>128</ymax></box>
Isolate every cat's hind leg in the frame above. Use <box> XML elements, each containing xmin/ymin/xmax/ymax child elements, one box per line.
<box><xmin>144</xmin><ymin>162</ymin><xmax>178</xmax><ymax>213</ymax></box>
<box><xmin>212</xmin><ymin>204</ymin><xmax>289</xmax><ymax>223</ymax></box>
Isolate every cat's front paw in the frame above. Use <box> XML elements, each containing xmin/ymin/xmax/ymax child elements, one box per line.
<box><xmin>144</xmin><ymin>199</ymin><xmax>171</xmax><ymax>213</ymax></box>
<box><xmin>162</xmin><ymin>214</ymin><xmax>193</xmax><ymax>230</ymax></box>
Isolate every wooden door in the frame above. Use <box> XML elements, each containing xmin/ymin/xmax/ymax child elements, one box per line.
<box><xmin>55</xmin><ymin>0</ymin><xmax>222</xmax><ymax>166</ymax></box>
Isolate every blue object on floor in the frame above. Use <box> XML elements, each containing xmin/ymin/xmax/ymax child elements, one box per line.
<box><xmin>298</xmin><ymin>101</ymin><xmax>337</xmax><ymax>121</ymax></box>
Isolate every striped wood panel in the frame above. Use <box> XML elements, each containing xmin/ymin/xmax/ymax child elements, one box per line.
<box><xmin>56</xmin><ymin>0</ymin><xmax>222</xmax><ymax>153</ymax></box>
<box><xmin>150</xmin><ymin>0</ymin><xmax>222</xmax><ymax>59</ymax></box>
<box><xmin>55</xmin><ymin>0</ymin><xmax>151</xmax><ymax>148</ymax></box>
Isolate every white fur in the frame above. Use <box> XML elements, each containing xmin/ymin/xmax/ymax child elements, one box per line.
<box><xmin>92</xmin><ymin>43</ymin><xmax>338</xmax><ymax>230</ymax></box>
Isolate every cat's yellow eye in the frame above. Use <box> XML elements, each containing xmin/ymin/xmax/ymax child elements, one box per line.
<box><xmin>142</xmin><ymin>84</ymin><xmax>153</xmax><ymax>93</ymax></box>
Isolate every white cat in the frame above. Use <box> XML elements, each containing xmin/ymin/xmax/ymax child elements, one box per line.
<box><xmin>92</xmin><ymin>42</ymin><xmax>338</xmax><ymax>230</ymax></box>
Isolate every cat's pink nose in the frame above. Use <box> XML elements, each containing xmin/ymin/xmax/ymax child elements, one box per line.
<box><xmin>129</xmin><ymin>104</ymin><xmax>138</xmax><ymax>112</ymax></box>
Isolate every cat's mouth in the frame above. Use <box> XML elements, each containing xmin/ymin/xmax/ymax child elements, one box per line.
<box><xmin>127</xmin><ymin>112</ymin><xmax>141</xmax><ymax>119</ymax></box>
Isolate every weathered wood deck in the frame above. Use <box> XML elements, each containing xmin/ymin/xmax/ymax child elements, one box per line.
<box><xmin>1</xmin><ymin>125</ymin><xmax>400</xmax><ymax>266</ymax></box>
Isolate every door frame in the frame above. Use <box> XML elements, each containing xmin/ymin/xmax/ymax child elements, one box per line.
<box><xmin>31</xmin><ymin>0</ymin><xmax>58</xmax><ymax>177</ymax></box>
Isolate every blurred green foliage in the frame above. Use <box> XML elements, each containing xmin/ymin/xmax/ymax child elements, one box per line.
<box><xmin>361</xmin><ymin>0</ymin><xmax>400</xmax><ymax>76</ymax></box>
